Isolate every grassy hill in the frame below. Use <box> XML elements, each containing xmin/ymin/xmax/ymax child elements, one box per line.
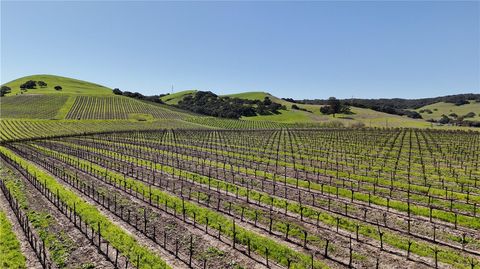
<box><xmin>224</xmin><ymin>91</ymin><xmax>430</xmax><ymax>128</ymax></box>
<box><xmin>0</xmin><ymin>75</ymin><xmax>200</xmax><ymax>141</ymax></box>
<box><xmin>160</xmin><ymin>90</ymin><xmax>197</xmax><ymax>105</ymax></box>
<box><xmin>64</xmin><ymin>95</ymin><xmax>189</xmax><ymax>120</ymax></box>
<box><xmin>2</xmin><ymin>74</ymin><xmax>113</xmax><ymax>95</ymax></box>
<box><xmin>415</xmin><ymin>101</ymin><xmax>480</xmax><ymax>121</ymax></box>
<box><xmin>1</xmin><ymin>75</ymin><xmax>192</xmax><ymax>120</ymax></box>
<box><xmin>1</xmin><ymin>74</ymin><xmax>477</xmax><ymax>142</ymax></box>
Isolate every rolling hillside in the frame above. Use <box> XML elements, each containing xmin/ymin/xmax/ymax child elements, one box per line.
<box><xmin>0</xmin><ymin>75</ymin><xmax>205</xmax><ymax>141</ymax></box>
<box><xmin>1</xmin><ymin>75</ymin><xmax>192</xmax><ymax>120</ymax></box>
<box><xmin>224</xmin><ymin>92</ymin><xmax>431</xmax><ymax>128</ymax></box>
<box><xmin>415</xmin><ymin>100</ymin><xmax>480</xmax><ymax>121</ymax></box>
<box><xmin>1</xmin><ymin>74</ymin><xmax>478</xmax><ymax>143</ymax></box>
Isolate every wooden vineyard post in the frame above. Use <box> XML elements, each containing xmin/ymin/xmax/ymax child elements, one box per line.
<box><xmin>73</xmin><ymin>202</ymin><xmax>77</xmax><ymax>227</ymax></box>
<box><xmin>407</xmin><ymin>240</ymin><xmax>412</xmax><ymax>260</ymax></box>
<box><xmin>324</xmin><ymin>239</ymin><xmax>329</xmax><ymax>258</ymax></box>
<box><xmin>144</xmin><ymin>208</ymin><xmax>147</xmax><ymax>234</ymax></box>
<box><xmin>303</xmin><ymin>230</ymin><xmax>308</xmax><ymax>248</ymax></box>
<box><xmin>265</xmin><ymin>247</ymin><xmax>269</xmax><ymax>267</ymax></box>
<box><xmin>378</xmin><ymin>226</ymin><xmax>384</xmax><ymax>250</ymax></box>
<box><xmin>285</xmin><ymin>223</ymin><xmax>290</xmax><ymax>239</ymax></box>
<box><xmin>269</xmin><ymin>215</ymin><xmax>273</xmax><ymax>234</ymax></box>
<box><xmin>432</xmin><ymin>247</ymin><xmax>440</xmax><ymax>269</ymax></box>
<box><xmin>98</xmin><ymin>222</ymin><xmax>101</xmax><ymax>249</ymax></box>
<box><xmin>189</xmin><ymin>235</ymin><xmax>193</xmax><ymax>267</ymax></box>
<box><xmin>349</xmin><ymin>244</ymin><xmax>353</xmax><ymax>268</ymax></box>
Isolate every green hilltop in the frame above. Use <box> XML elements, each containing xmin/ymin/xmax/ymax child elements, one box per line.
<box><xmin>160</xmin><ymin>90</ymin><xmax>197</xmax><ymax>105</ymax></box>
<box><xmin>0</xmin><ymin>74</ymin><xmax>192</xmax><ymax>121</ymax></box>
<box><xmin>2</xmin><ymin>74</ymin><xmax>113</xmax><ymax>96</ymax></box>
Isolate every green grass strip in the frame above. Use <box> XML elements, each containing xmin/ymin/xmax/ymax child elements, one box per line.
<box><xmin>0</xmin><ymin>210</ymin><xmax>27</xmax><ymax>269</ymax></box>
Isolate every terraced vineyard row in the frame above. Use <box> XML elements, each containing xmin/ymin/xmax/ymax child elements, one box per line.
<box><xmin>65</xmin><ymin>96</ymin><xmax>187</xmax><ymax>120</ymax></box>
<box><xmin>2</xmin><ymin>128</ymin><xmax>479</xmax><ymax>268</ymax></box>
<box><xmin>0</xmin><ymin>95</ymin><xmax>69</xmax><ymax>119</ymax></box>
<box><xmin>0</xmin><ymin>119</ymin><xmax>206</xmax><ymax>142</ymax></box>
<box><xmin>184</xmin><ymin>117</ymin><xmax>333</xmax><ymax>129</ymax></box>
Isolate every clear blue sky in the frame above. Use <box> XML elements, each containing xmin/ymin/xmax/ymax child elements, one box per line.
<box><xmin>1</xmin><ymin>1</ymin><xmax>478</xmax><ymax>99</ymax></box>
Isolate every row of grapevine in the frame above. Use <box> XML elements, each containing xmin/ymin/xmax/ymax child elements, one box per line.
<box><xmin>4</xmin><ymin>128</ymin><xmax>478</xmax><ymax>268</ymax></box>
<box><xmin>65</xmin><ymin>96</ymin><xmax>188</xmax><ymax>120</ymax></box>
<box><xmin>0</xmin><ymin>119</ymin><xmax>204</xmax><ymax>142</ymax></box>
<box><xmin>184</xmin><ymin>117</ymin><xmax>334</xmax><ymax>129</ymax></box>
<box><xmin>0</xmin><ymin>95</ymin><xmax>68</xmax><ymax>119</ymax></box>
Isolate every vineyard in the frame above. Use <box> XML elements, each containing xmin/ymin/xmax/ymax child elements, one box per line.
<box><xmin>65</xmin><ymin>96</ymin><xmax>188</xmax><ymax>120</ymax></box>
<box><xmin>0</xmin><ymin>128</ymin><xmax>479</xmax><ymax>269</ymax></box>
<box><xmin>0</xmin><ymin>119</ymin><xmax>207</xmax><ymax>142</ymax></box>
<box><xmin>184</xmin><ymin>117</ymin><xmax>342</xmax><ymax>129</ymax></box>
<box><xmin>0</xmin><ymin>95</ymin><xmax>69</xmax><ymax>119</ymax></box>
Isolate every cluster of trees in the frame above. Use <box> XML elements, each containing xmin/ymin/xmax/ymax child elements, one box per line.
<box><xmin>369</xmin><ymin>105</ymin><xmax>422</xmax><ymax>119</ymax></box>
<box><xmin>112</xmin><ymin>88</ymin><xmax>164</xmax><ymax>104</ymax></box>
<box><xmin>1</xmin><ymin>82</ymin><xmax>62</xmax><ymax>97</ymax></box>
<box><xmin>19</xmin><ymin>80</ymin><xmax>48</xmax><ymax>89</ymax></box>
<box><xmin>282</xmin><ymin>98</ymin><xmax>299</xmax><ymax>103</ymax></box>
<box><xmin>295</xmin><ymin>94</ymin><xmax>480</xmax><ymax>119</ymax></box>
<box><xmin>16</xmin><ymin>80</ymin><xmax>62</xmax><ymax>92</ymax></box>
<box><xmin>20</xmin><ymin>80</ymin><xmax>38</xmax><ymax>90</ymax></box>
<box><xmin>419</xmin><ymin>109</ymin><xmax>433</xmax><ymax>114</ymax></box>
<box><xmin>431</xmin><ymin>112</ymin><xmax>479</xmax><ymax>127</ymax></box>
<box><xmin>319</xmin><ymin>97</ymin><xmax>352</xmax><ymax>117</ymax></box>
<box><xmin>291</xmin><ymin>104</ymin><xmax>311</xmax><ymax>112</ymax></box>
<box><xmin>1</xmin><ymin>86</ymin><xmax>11</xmax><ymax>97</ymax></box>
<box><xmin>177</xmin><ymin>91</ymin><xmax>285</xmax><ymax>119</ymax></box>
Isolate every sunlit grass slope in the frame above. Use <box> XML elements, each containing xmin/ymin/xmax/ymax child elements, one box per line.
<box><xmin>224</xmin><ymin>91</ymin><xmax>430</xmax><ymax>127</ymax></box>
<box><xmin>160</xmin><ymin>90</ymin><xmax>197</xmax><ymax>105</ymax></box>
<box><xmin>1</xmin><ymin>74</ymin><xmax>113</xmax><ymax>95</ymax></box>
<box><xmin>415</xmin><ymin>101</ymin><xmax>480</xmax><ymax>121</ymax></box>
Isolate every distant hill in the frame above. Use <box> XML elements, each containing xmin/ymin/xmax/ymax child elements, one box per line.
<box><xmin>169</xmin><ymin>90</ymin><xmax>432</xmax><ymax>128</ymax></box>
<box><xmin>1</xmin><ymin>74</ymin><xmax>478</xmax><ymax>130</ymax></box>
<box><xmin>415</xmin><ymin>101</ymin><xmax>480</xmax><ymax>121</ymax></box>
<box><xmin>1</xmin><ymin>74</ymin><xmax>192</xmax><ymax>120</ymax></box>
<box><xmin>296</xmin><ymin>94</ymin><xmax>480</xmax><ymax>109</ymax></box>
<box><xmin>294</xmin><ymin>94</ymin><xmax>479</xmax><ymax>119</ymax></box>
